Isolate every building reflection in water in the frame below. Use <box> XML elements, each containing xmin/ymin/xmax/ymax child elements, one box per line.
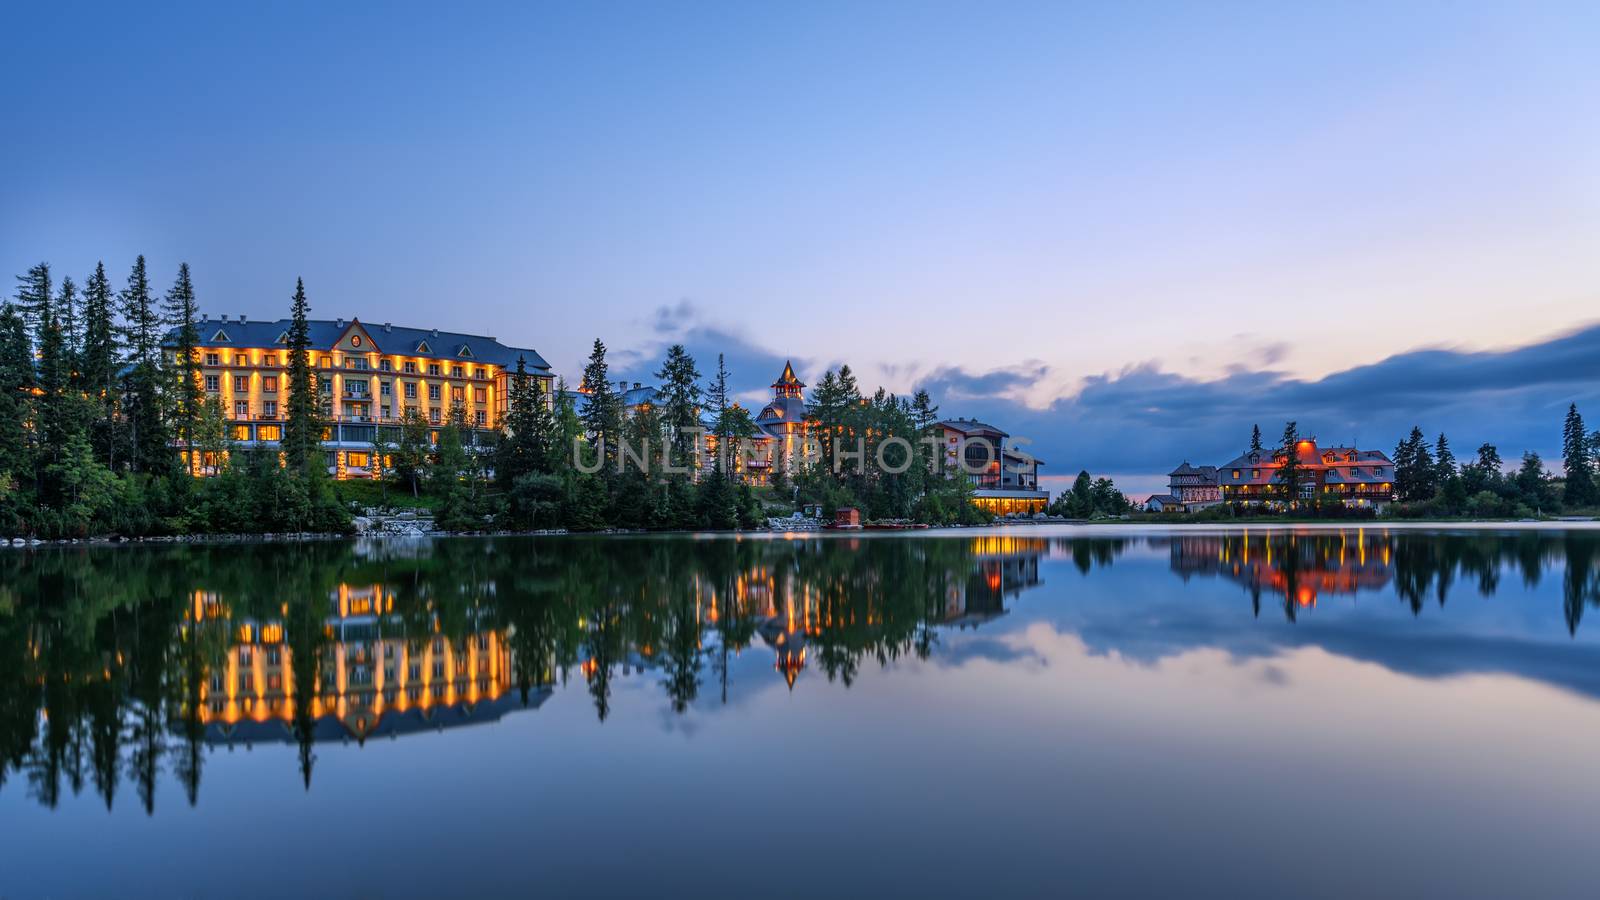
<box><xmin>19</xmin><ymin>530</ymin><xmax>1600</xmax><ymax>811</ymax></box>
<box><xmin>1169</xmin><ymin>531</ymin><xmax>1394</xmax><ymax>614</ymax></box>
<box><xmin>189</xmin><ymin>583</ymin><xmax>541</xmax><ymax>748</ymax></box>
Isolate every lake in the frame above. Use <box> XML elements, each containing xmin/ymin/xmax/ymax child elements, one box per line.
<box><xmin>4</xmin><ymin>526</ymin><xmax>1600</xmax><ymax>898</ymax></box>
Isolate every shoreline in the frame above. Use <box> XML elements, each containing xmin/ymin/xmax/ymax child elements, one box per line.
<box><xmin>7</xmin><ymin>517</ymin><xmax>1600</xmax><ymax>549</ymax></box>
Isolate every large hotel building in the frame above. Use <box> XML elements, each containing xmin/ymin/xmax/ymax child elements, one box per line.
<box><xmin>168</xmin><ymin>315</ymin><xmax>552</xmax><ymax>476</ymax></box>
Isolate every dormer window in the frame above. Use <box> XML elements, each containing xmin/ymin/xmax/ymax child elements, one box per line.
<box><xmin>457</xmin><ymin>344</ymin><xmax>474</xmax><ymax>358</ymax></box>
<box><xmin>211</xmin><ymin>329</ymin><xmax>231</xmax><ymax>343</ymax></box>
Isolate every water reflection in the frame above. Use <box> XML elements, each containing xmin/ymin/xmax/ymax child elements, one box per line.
<box><xmin>5</xmin><ymin>528</ymin><xmax>1600</xmax><ymax>815</ymax></box>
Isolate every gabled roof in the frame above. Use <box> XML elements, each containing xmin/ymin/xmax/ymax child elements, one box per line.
<box><xmin>161</xmin><ymin>317</ymin><xmax>551</xmax><ymax>371</ymax></box>
<box><xmin>935</xmin><ymin>418</ymin><xmax>1008</xmax><ymax>438</ymax></box>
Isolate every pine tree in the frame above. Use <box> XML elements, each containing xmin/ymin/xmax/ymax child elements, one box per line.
<box><xmin>392</xmin><ymin>409</ymin><xmax>431</xmax><ymax>498</ymax></box>
<box><xmin>1518</xmin><ymin>451</ymin><xmax>1550</xmax><ymax>509</ymax></box>
<box><xmin>54</xmin><ymin>276</ymin><xmax>81</xmax><ymax>372</ymax></box>
<box><xmin>281</xmin><ymin>278</ymin><xmax>322</xmax><ymax>476</ymax></box>
<box><xmin>579</xmin><ymin>339</ymin><xmax>621</xmax><ymax>464</ymax></box>
<box><xmin>118</xmin><ymin>256</ymin><xmax>170</xmax><ymax>474</ymax></box>
<box><xmin>163</xmin><ymin>264</ymin><xmax>203</xmax><ymax>473</ymax></box>
<box><xmin>13</xmin><ymin>262</ymin><xmax>52</xmax><ymax>337</ymax></box>
<box><xmin>35</xmin><ymin>305</ymin><xmax>72</xmax><ymax>480</ymax></box>
<box><xmin>1273</xmin><ymin>421</ymin><xmax>1307</xmax><ymax>507</ymax></box>
<box><xmin>1434</xmin><ymin>433</ymin><xmax>1456</xmax><ymax>481</ymax></box>
<box><xmin>497</xmin><ymin>356</ymin><xmax>546</xmax><ymax>488</ymax></box>
<box><xmin>0</xmin><ymin>305</ymin><xmax>34</xmax><ymax>485</ymax></box>
<box><xmin>1562</xmin><ymin>403</ymin><xmax>1596</xmax><ymax>507</ymax></box>
<box><xmin>654</xmin><ymin>343</ymin><xmax>702</xmax><ymax>467</ymax></box>
<box><xmin>433</xmin><ymin>406</ymin><xmax>477</xmax><ymax>531</ymax></box>
<box><xmin>79</xmin><ymin>262</ymin><xmax>121</xmax><ymax>466</ymax></box>
<box><xmin>706</xmin><ymin>353</ymin><xmax>733</xmax><ymax>473</ymax></box>
<box><xmin>910</xmin><ymin>389</ymin><xmax>939</xmax><ymax>431</ymax></box>
<box><xmin>1249</xmin><ymin>424</ymin><xmax>1264</xmax><ymax>459</ymax></box>
<box><xmin>1393</xmin><ymin>426</ymin><xmax>1435</xmax><ymax>502</ymax></box>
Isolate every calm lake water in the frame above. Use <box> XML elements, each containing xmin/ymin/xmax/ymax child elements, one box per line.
<box><xmin>4</xmin><ymin>526</ymin><xmax>1600</xmax><ymax>898</ymax></box>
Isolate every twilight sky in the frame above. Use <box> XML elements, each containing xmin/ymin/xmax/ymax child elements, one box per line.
<box><xmin>3</xmin><ymin>1</ymin><xmax>1599</xmax><ymax>493</ymax></box>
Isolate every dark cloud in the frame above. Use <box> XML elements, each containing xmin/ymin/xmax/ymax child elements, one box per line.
<box><xmin>614</xmin><ymin>301</ymin><xmax>807</xmax><ymax>399</ymax></box>
<box><xmin>917</xmin><ymin>323</ymin><xmax>1600</xmax><ymax>478</ymax></box>
<box><xmin>619</xmin><ymin>303</ymin><xmax>1600</xmax><ymax>480</ymax></box>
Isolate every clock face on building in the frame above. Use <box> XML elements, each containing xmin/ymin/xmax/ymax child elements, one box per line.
<box><xmin>351</xmin><ymin>335</ymin><xmax>362</xmax><ymax>347</ymax></box>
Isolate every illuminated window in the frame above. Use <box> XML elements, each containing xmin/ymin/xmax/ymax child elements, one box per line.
<box><xmin>262</xmin><ymin>376</ymin><xmax>277</xmax><ymax>392</ymax></box>
<box><xmin>233</xmin><ymin>375</ymin><xmax>248</xmax><ymax>392</ymax></box>
<box><xmin>347</xmin><ymin>451</ymin><xmax>370</xmax><ymax>468</ymax></box>
<box><xmin>451</xmin><ymin>387</ymin><xmax>464</xmax><ymax>403</ymax></box>
<box><xmin>264</xmin><ymin>353</ymin><xmax>278</xmax><ymax>366</ymax></box>
<box><xmin>234</xmin><ymin>400</ymin><xmax>250</xmax><ymax>417</ymax></box>
<box><xmin>320</xmin><ymin>356</ymin><xmax>332</xmax><ymax>368</ymax></box>
<box><xmin>1251</xmin><ymin>469</ymin><xmax>1260</xmax><ymax>479</ymax></box>
<box><xmin>474</xmin><ymin>388</ymin><xmax>486</xmax><ymax>403</ymax></box>
<box><xmin>1232</xmin><ymin>470</ymin><xmax>1240</xmax><ymax>479</ymax></box>
<box><xmin>233</xmin><ymin>425</ymin><xmax>251</xmax><ymax>440</ymax></box>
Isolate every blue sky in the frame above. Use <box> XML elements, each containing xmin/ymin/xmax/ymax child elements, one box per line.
<box><xmin>3</xmin><ymin>1</ymin><xmax>1599</xmax><ymax>493</ymax></box>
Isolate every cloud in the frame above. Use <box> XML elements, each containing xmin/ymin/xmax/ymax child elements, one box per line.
<box><xmin>614</xmin><ymin>300</ymin><xmax>807</xmax><ymax>402</ymax></box>
<box><xmin>617</xmin><ymin>301</ymin><xmax>1600</xmax><ymax>482</ymax></box>
<box><xmin>915</xmin><ymin>323</ymin><xmax>1600</xmax><ymax>479</ymax></box>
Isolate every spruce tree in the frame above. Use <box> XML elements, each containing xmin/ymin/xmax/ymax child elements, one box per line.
<box><xmin>79</xmin><ymin>262</ymin><xmax>121</xmax><ymax>466</ymax></box>
<box><xmin>1249</xmin><ymin>424</ymin><xmax>1264</xmax><ymax>459</ymax></box>
<box><xmin>282</xmin><ymin>278</ymin><xmax>322</xmax><ymax>476</ymax></box>
<box><xmin>497</xmin><ymin>356</ymin><xmax>557</xmax><ymax>489</ymax></box>
<box><xmin>163</xmin><ymin>264</ymin><xmax>203</xmax><ymax>473</ymax></box>
<box><xmin>13</xmin><ymin>262</ymin><xmax>52</xmax><ymax>336</ymax></box>
<box><xmin>1433</xmin><ymin>433</ymin><xmax>1455</xmax><ymax>477</ymax></box>
<box><xmin>654</xmin><ymin>343</ymin><xmax>702</xmax><ymax>468</ymax></box>
<box><xmin>1273</xmin><ymin>421</ymin><xmax>1307</xmax><ymax>507</ymax></box>
<box><xmin>579</xmin><ymin>339</ymin><xmax>622</xmax><ymax>464</ymax></box>
<box><xmin>910</xmin><ymin>389</ymin><xmax>939</xmax><ymax>431</ymax></box>
<box><xmin>118</xmin><ymin>256</ymin><xmax>170</xmax><ymax>474</ymax></box>
<box><xmin>706</xmin><ymin>353</ymin><xmax>732</xmax><ymax>473</ymax></box>
<box><xmin>0</xmin><ymin>305</ymin><xmax>33</xmax><ymax>485</ymax></box>
<box><xmin>1562</xmin><ymin>404</ymin><xmax>1596</xmax><ymax>507</ymax></box>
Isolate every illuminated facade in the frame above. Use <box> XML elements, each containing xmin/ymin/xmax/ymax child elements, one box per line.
<box><xmin>934</xmin><ymin>419</ymin><xmax>1048</xmax><ymax>515</ymax></box>
<box><xmin>1216</xmin><ymin>440</ymin><xmax>1395</xmax><ymax>509</ymax></box>
<box><xmin>166</xmin><ymin>315</ymin><xmax>553</xmax><ymax>477</ymax></box>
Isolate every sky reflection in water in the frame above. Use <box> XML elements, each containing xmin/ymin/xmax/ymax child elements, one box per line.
<box><xmin>3</xmin><ymin>526</ymin><xmax>1599</xmax><ymax>898</ymax></box>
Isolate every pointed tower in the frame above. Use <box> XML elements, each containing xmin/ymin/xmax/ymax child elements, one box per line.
<box><xmin>771</xmin><ymin>360</ymin><xmax>805</xmax><ymax>399</ymax></box>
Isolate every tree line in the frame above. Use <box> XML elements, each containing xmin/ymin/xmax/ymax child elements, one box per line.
<box><xmin>1388</xmin><ymin>402</ymin><xmax>1600</xmax><ymax>517</ymax></box>
<box><xmin>3</xmin><ymin>259</ymin><xmax>349</xmax><ymax>537</ymax></box>
<box><xmin>4</xmin><ymin>259</ymin><xmax>1043</xmax><ymax>538</ymax></box>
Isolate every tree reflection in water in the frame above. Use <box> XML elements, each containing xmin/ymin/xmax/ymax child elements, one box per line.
<box><xmin>3</xmin><ymin>529</ymin><xmax>1600</xmax><ymax>809</ymax></box>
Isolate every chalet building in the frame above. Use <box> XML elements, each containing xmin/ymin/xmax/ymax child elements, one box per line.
<box><xmin>1144</xmin><ymin>462</ymin><xmax>1222</xmax><ymax>512</ymax></box>
<box><xmin>165</xmin><ymin>315</ymin><xmax>552</xmax><ymax>478</ymax></box>
<box><xmin>934</xmin><ymin>418</ymin><xmax>1049</xmax><ymax>515</ymax></box>
<box><xmin>1215</xmin><ymin>440</ymin><xmax>1395</xmax><ymax>509</ymax></box>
